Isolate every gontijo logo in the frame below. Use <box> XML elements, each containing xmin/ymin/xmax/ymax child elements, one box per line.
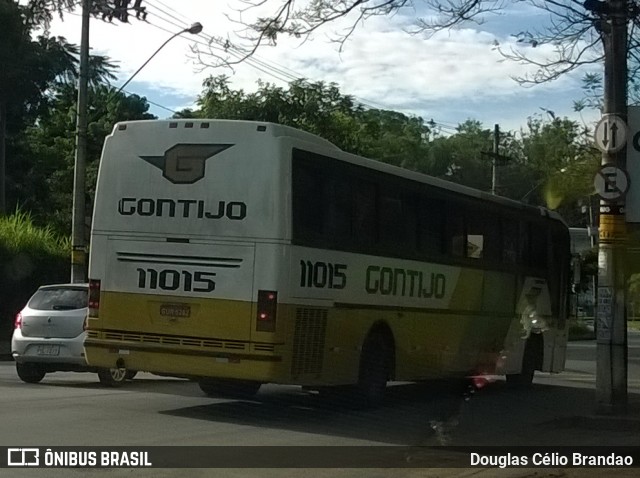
<box><xmin>7</xmin><ymin>448</ymin><xmax>39</xmax><ymax>466</ymax></box>
<box><xmin>140</xmin><ymin>143</ymin><xmax>233</xmax><ymax>184</ymax></box>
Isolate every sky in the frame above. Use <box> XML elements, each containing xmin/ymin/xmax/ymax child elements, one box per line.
<box><xmin>41</xmin><ymin>0</ymin><xmax>602</xmax><ymax>135</ymax></box>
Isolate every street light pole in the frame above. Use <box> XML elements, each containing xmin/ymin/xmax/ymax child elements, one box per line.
<box><xmin>70</xmin><ymin>18</ymin><xmax>203</xmax><ymax>283</ymax></box>
<box><xmin>70</xmin><ymin>0</ymin><xmax>90</xmax><ymax>283</ymax></box>
<box><xmin>115</xmin><ymin>22</ymin><xmax>203</xmax><ymax>96</ymax></box>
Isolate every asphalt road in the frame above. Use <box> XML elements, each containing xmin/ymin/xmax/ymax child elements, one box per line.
<box><xmin>0</xmin><ymin>332</ymin><xmax>638</xmax><ymax>477</ymax></box>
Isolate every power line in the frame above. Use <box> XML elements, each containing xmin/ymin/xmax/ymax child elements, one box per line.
<box><xmin>128</xmin><ymin>2</ymin><xmax>465</xmax><ymax>131</ymax></box>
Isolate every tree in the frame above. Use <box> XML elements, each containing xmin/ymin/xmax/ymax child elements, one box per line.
<box><xmin>518</xmin><ymin>114</ymin><xmax>599</xmax><ymax>212</ymax></box>
<box><xmin>0</xmin><ymin>0</ymin><xmax>115</xmax><ymax>213</ymax></box>
<box><xmin>191</xmin><ymin>75</ymin><xmax>433</xmax><ymax>162</ymax></box>
<box><xmin>424</xmin><ymin>120</ymin><xmax>496</xmax><ymax>190</ymax></box>
<box><xmin>11</xmin><ymin>83</ymin><xmax>156</xmax><ymax>234</ymax></box>
<box><xmin>189</xmin><ymin>75</ymin><xmax>601</xmax><ymax>224</ymax></box>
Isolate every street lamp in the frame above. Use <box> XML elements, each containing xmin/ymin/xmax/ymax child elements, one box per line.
<box><xmin>520</xmin><ymin>167</ymin><xmax>568</xmax><ymax>204</ymax></box>
<box><xmin>70</xmin><ymin>18</ymin><xmax>203</xmax><ymax>283</ymax></box>
<box><xmin>114</xmin><ymin>22</ymin><xmax>203</xmax><ymax>95</ymax></box>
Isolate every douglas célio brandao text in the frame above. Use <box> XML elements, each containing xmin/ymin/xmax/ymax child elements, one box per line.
<box><xmin>470</xmin><ymin>452</ymin><xmax>634</xmax><ymax>468</ymax></box>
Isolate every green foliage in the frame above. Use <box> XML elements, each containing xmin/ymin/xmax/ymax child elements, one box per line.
<box><xmin>0</xmin><ymin>1</ymin><xmax>115</xmax><ymax>132</ymax></box>
<box><xmin>191</xmin><ymin>75</ymin><xmax>599</xmax><ymax>225</ymax></box>
<box><xmin>425</xmin><ymin>120</ymin><xmax>496</xmax><ymax>190</ymax></box>
<box><xmin>0</xmin><ymin>208</ymin><xmax>70</xmax><ymax>341</ymax></box>
<box><xmin>194</xmin><ymin>75</ymin><xmax>433</xmax><ymax>166</ymax></box>
<box><xmin>0</xmin><ymin>208</ymin><xmax>69</xmax><ymax>255</ymax></box>
<box><xmin>8</xmin><ymin>83</ymin><xmax>156</xmax><ymax>234</ymax></box>
<box><xmin>514</xmin><ymin>114</ymin><xmax>600</xmax><ymax>222</ymax></box>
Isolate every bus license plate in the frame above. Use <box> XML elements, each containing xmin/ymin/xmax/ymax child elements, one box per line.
<box><xmin>160</xmin><ymin>304</ymin><xmax>191</xmax><ymax>318</ymax></box>
<box><xmin>36</xmin><ymin>345</ymin><xmax>59</xmax><ymax>356</ymax></box>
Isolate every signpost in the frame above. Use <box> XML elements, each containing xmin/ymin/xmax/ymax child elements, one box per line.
<box><xmin>595</xmin><ymin>114</ymin><xmax>628</xmax><ymax>154</ymax></box>
<box><xmin>594</xmin><ymin>165</ymin><xmax>629</xmax><ymax>201</ymax></box>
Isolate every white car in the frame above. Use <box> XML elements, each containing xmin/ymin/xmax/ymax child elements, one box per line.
<box><xmin>11</xmin><ymin>284</ymin><xmax>135</xmax><ymax>386</ymax></box>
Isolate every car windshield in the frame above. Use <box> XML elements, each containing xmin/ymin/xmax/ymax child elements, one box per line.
<box><xmin>27</xmin><ymin>287</ymin><xmax>87</xmax><ymax>311</ymax></box>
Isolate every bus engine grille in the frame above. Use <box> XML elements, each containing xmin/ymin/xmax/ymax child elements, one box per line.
<box><xmin>291</xmin><ymin>308</ymin><xmax>327</xmax><ymax>377</ymax></box>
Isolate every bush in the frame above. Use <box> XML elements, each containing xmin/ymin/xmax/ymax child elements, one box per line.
<box><xmin>0</xmin><ymin>210</ymin><xmax>70</xmax><ymax>346</ymax></box>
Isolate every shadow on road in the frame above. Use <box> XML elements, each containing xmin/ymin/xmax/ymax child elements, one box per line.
<box><xmin>158</xmin><ymin>379</ymin><xmax>640</xmax><ymax>446</ymax></box>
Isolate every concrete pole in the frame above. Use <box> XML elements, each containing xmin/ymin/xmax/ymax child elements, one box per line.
<box><xmin>71</xmin><ymin>0</ymin><xmax>90</xmax><ymax>283</ymax></box>
<box><xmin>492</xmin><ymin>124</ymin><xmax>499</xmax><ymax>195</ymax></box>
<box><xmin>596</xmin><ymin>0</ymin><xmax>628</xmax><ymax>413</ymax></box>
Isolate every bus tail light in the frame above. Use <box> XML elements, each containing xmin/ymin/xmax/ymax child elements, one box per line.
<box><xmin>256</xmin><ymin>290</ymin><xmax>277</xmax><ymax>332</ymax></box>
<box><xmin>89</xmin><ymin>279</ymin><xmax>101</xmax><ymax>318</ymax></box>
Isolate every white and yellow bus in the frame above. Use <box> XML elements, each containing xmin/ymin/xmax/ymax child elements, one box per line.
<box><xmin>84</xmin><ymin>119</ymin><xmax>571</xmax><ymax>405</ymax></box>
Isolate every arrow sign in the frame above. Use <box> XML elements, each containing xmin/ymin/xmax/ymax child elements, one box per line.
<box><xmin>595</xmin><ymin>115</ymin><xmax>628</xmax><ymax>153</ymax></box>
<box><xmin>603</xmin><ymin>122</ymin><xmax>619</xmax><ymax>149</ymax></box>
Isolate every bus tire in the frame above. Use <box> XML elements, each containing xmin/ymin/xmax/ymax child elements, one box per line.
<box><xmin>506</xmin><ymin>337</ymin><xmax>538</xmax><ymax>388</ymax></box>
<box><xmin>125</xmin><ymin>370</ymin><xmax>138</xmax><ymax>380</ymax></box>
<box><xmin>98</xmin><ymin>367</ymin><xmax>128</xmax><ymax>387</ymax></box>
<box><xmin>355</xmin><ymin>331</ymin><xmax>391</xmax><ymax>408</ymax></box>
<box><xmin>16</xmin><ymin>363</ymin><xmax>46</xmax><ymax>384</ymax></box>
<box><xmin>198</xmin><ymin>378</ymin><xmax>261</xmax><ymax>398</ymax></box>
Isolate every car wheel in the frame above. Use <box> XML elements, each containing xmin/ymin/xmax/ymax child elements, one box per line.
<box><xmin>355</xmin><ymin>332</ymin><xmax>391</xmax><ymax>408</ymax></box>
<box><xmin>97</xmin><ymin>367</ymin><xmax>128</xmax><ymax>387</ymax></box>
<box><xmin>16</xmin><ymin>363</ymin><xmax>46</xmax><ymax>384</ymax></box>
<box><xmin>319</xmin><ymin>332</ymin><xmax>392</xmax><ymax>409</ymax></box>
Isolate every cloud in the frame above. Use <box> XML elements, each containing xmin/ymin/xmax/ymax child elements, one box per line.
<box><xmin>43</xmin><ymin>1</ymin><xmax>598</xmax><ymax>131</ymax></box>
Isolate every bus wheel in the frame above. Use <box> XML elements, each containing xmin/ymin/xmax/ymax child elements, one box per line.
<box><xmin>506</xmin><ymin>338</ymin><xmax>538</xmax><ymax>388</ymax></box>
<box><xmin>16</xmin><ymin>363</ymin><xmax>46</xmax><ymax>384</ymax></box>
<box><xmin>355</xmin><ymin>332</ymin><xmax>391</xmax><ymax>408</ymax></box>
<box><xmin>198</xmin><ymin>379</ymin><xmax>261</xmax><ymax>398</ymax></box>
<box><xmin>98</xmin><ymin>367</ymin><xmax>128</xmax><ymax>387</ymax></box>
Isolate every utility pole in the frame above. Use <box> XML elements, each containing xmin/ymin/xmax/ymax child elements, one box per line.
<box><xmin>481</xmin><ymin>124</ymin><xmax>510</xmax><ymax>195</ymax></box>
<box><xmin>70</xmin><ymin>0</ymin><xmax>91</xmax><ymax>283</ymax></box>
<box><xmin>70</xmin><ymin>1</ymin><xmax>153</xmax><ymax>283</ymax></box>
<box><xmin>587</xmin><ymin>0</ymin><xmax>629</xmax><ymax>413</ymax></box>
<box><xmin>492</xmin><ymin>124</ymin><xmax>499</xmax><ymax>195</ymax></box>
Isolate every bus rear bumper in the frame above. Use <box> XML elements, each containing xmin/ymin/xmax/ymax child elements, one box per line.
<box><xmin>83</xmin><ymin>338</ymin><xmax>285</xmax><ymax>382</ymax></box>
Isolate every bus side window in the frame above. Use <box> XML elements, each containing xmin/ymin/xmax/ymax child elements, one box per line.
<box><xmin>292</xmin><ymin>162</ymin><xmax>324</xmax><ymax>242</ymax></box>
<box><xmin>482</xmin><ymin>216</ymin><xmax>501</xmax><ymax>263</ymax></box>
<box><xmin>402</xmin><ymin>193</ymin><xmax>419</xmax><ymax>253</ymax></box>
<box><xmin>446</xmin><ymin>203</ymin><xmax>465</xmax><ymax>258</ymax></box>
<box><xmin>502</xmin><ymin>220</ymin><xmax>518</xmax><ymax>264</ymax></box>
<box><xmin>530</xmin><ymin>223</ymin><xmax>548</xmax><ymax>268</ymax></box>
<box><xmin>519</xmin><ymin>221</ymin><xmax>530</xmax><ymax>266</ymax></box>
<box><xmin>379</xmin><ymin>190</ymin><xmax>404</xmax><ymax>250</ymax></box>
<box><xmin>418</xmin><ymin>197</ymin><xmax>444</xmax><ymax>256</ymax></box>
<box><xmin>352</xmin><ymin>179</ymin><xmax>377</xmax><ymax>249</ymax></box>
<box><xmin>326</xmin><ymin>177</ymin><xmax>352</xmax><ymax>247</ymax></box>
<box><xmin>466</xmin><ymin>213</ymin><xmax>486</xmax><ymax>259</ymax></box>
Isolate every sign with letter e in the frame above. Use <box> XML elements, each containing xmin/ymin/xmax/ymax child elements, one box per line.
<box><xmin>594</xmin><ymin>165</ymin><xmax>629</xmax><ymax>201</ymax></box>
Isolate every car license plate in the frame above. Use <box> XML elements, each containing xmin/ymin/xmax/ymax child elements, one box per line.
<box><xmin>36</xmin><ymin>345</ymin><xmax>59</xmax><ymax>356</ymax></box>
<box><xmin>160</xmin><ymin>303</ymin><xmax>191</xmax><ymax>318</ymax></box>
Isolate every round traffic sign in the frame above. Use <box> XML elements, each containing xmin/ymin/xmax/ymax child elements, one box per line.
<box><xmin>594</xmin><ymin>115</ymin><xmax>628</xmax><ymax>153</ymax></box>
<box><xmin>593</xmin><ymin>165</ymin><xmax>629</xmax><ymax>200</ymax></box>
